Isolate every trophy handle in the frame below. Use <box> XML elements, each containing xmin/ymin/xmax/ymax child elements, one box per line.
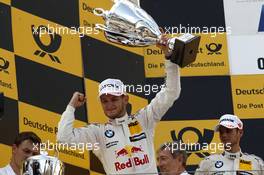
<box><xmin>93</xmin><ymin>8</ymin><xmax>107</xmax><ymax>18</ymax></box>
<box><xmin>167</xmin><ymin>37</ymin><xmax>176</xmax><ymax>52</ymax></box>
<box><xmin>128</xmin><ymin>0</ymin><xmax>140</xmax><ymax>7</ymax></box>
<box><xmin>95</xmin><ymin>23</ymin><xmax>109</xmax><ymax>31</ymax></box>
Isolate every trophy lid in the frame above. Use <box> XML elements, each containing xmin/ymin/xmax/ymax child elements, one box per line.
<box><xmin>25</xmin><ymin>154</ymin><xmax>59</xmax><ymax>161</ymax></box>
<box><xmin>114</xmin><ymin>0</ymin><xmax>140</xmax><ymax>7</ymax></box>
<box><xmin>109</xmin><ymin>0</ymin><xmax>161</xmax><ymax>36</ymax></box>
<box><xmin>94</xmin><ymin>0</ymin><xmax>162</xmax><ymax>46</ymax></box>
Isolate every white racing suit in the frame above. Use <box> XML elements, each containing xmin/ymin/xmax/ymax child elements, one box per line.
<box><xmin>57</xmin><ymin>60</ymin><xmax>181</xmax><ymax>175</ymax></box>
<box><xmin>195</xmin><ymin>150</ymin><xmax>264</xmax><ymax>175</ymax></box>
<box><xmin>181</xmin><ymin>170</ymin><xmax>190</xmax><ymax>175</ymax></box>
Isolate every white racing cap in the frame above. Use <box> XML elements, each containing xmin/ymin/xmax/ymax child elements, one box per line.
<box><xmin>214</xmin><ymin>114</ymin><xmax>243</xmax><ymax>131</ymax></box>
<box><xmin>98</xmin><ymin>78</ymin><xmax>126</xmax><ymax>97</ymax></box>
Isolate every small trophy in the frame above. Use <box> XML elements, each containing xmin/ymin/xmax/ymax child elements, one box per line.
<box><xmin>93</xmin><ymin>0</ymin><xmax>201</xmax><ymax>68</ymax></box>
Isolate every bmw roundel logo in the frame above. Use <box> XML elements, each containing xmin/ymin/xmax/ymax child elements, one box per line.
<box><xmin>105</xmin><ymin>130</ymin><xmax>115</xmax><ymax>138</ymax></box>
<box><xmin>215</xmin><ymin>161</ymin><xmax>224</xmax><ymax>168</ymax></box>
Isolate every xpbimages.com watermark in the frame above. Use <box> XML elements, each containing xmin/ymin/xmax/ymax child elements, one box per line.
<box><xmin>33</xmin><ymin>140</ymin><xmax>100</xmax><ymax>154</ymax></box>
<box><xmin>32</xmin><ymin>24</ymin><xmax>100</xmax><ymax>37</ymax></box>
<box><xmin>125</xmin><ymin>84</ymin><xmax>166</xmax><ymax>95</ymax></box>
<box><xmin>31</xmin><ymin>23</ymin><xmax>232</xmax><ymax>38</ymax></box>
<box><xmin>163</xmin><ymin>24</ymin><xmax>232</xmax><ymax>37</ymax></box>
<box><xmin>100</xmin><ymin>83</ymin><xmax>166</xmax><ymax>96</ymax></box>
<box><xmin>163</xmin><ymin>141</ymin><xmax>232</xmax><ymax>154</ymax></box>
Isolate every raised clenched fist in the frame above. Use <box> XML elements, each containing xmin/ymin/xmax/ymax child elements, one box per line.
<box><xmin>69</xmin><ymin>92</ymin><xmax>86</xmax><ymax>108</ymax></box>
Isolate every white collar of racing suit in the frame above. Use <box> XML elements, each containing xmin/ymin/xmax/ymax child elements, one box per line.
<box><xmin>180</xmin><ymin>170</ymin><xmax>189</xmax><ymax>175</ymax></box>
<box><xmin>222</xmin><ymin>149</ymin><xmax>243</xmax><ymax>160</ymax></box>
<box><xmin>108</xmin><ymin>113</ymin><xmax>129</xmax><ymax>125</ymax></box>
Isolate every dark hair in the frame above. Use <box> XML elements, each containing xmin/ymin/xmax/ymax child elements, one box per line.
<box><xmin>14</xmin><ymin>131</ymin><xmax>41</xmax><ymax>146</ymax></box>
<box><xmin>158</xmin><ymin>142</ymin><xmax>188</xmax><ymax>168</ymax></box>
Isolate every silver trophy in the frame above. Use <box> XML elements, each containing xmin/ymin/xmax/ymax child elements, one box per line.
<box><xmin>93</xmin><ymin>0</ymin><xmax>201</xmax><ymax>67</ymax></box>
<box><xmin>21</xmin><ymin>155</ymin><xmax>64</xmax><ymax>175</ymax></box>
<box><xmin>21</xmin><ymin>151</ymin><xmax>64</xmax><ymax>175</ymax></box>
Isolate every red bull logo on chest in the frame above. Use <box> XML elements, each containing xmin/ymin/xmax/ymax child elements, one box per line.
<box><xmin>114</xmin><ymin>145</ymin><xmax>149</xmax><ymax>171</ymax></box>
<box><xmin>114</xmin><ymin>154</ymin><xmax>149</xmax><ymax>171</ymax></box>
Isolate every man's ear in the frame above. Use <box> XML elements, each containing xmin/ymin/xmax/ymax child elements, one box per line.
<box><xmin>12</xmin><ymin>144</ymin><xmax>17</xmax><ymax>154</ymax></box>
<box><xmin>177</xmin><ymin>155</ymin><xmax>183</xmax><ymax>163</ymax></box>
<box><xmin>124</xmin><ymin>95</ymin><xmax>129</xmax><ymax>104</ymax></box>
<box><xmin>239</xmin><ymin>129</ymin><xmax>244</xmax><ymax>137</ymax></box>
<box><xmin>126</xmin><ymin>103</ymin><xmax>132</xmax><ymax>116</ymax></box>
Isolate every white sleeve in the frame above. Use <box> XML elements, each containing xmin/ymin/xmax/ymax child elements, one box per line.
<box><xmin>256</xmin><ymin>156</ymin><xmax>264</xmax><ymax>175</ymax></box>
<box><xmin>0</xmin><ymin>165</ymin><xmax>14</xmax><ymax>175</ymax></box>
<box><xmin>57</xmin><ymin>105</ymin><xmax>100</xmax><ymax>145</ymax></box>
<box><xmin>261</xmin><ymin>161</ymin><xmax>264</xmax><ymax>175</ymax></box>
<box><xmin>194</xmin><ymin>158</ymin><xmax>211</xmax><ymax>175</ymax></box>
<box><xmin>136</xmin><ymin>60</ymin><xmax>181</xmax><ymax>130</ymax></box>
<box><xmin>0</xmin><ymin>167</ymin><xmax>6</xmax><ymax>175</ymax></box>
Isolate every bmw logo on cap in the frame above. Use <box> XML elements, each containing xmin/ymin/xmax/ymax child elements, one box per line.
<box><xmin>105</xmin><ymin>130</ymin><xmax>115</xmax><ymax>138</ymax></box>
<box><xmin>215</xmin><ymin>161</ymin><xmax>224</xmax><ymax>168</ymax></box>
